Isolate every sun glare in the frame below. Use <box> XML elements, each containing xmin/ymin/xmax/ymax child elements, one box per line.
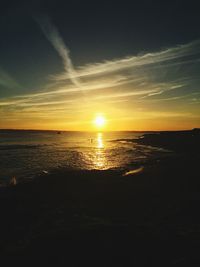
<box><xmin>94</xmin><ymin>115</ymin><xmax>106</xmax><ymax>128</ymax></box>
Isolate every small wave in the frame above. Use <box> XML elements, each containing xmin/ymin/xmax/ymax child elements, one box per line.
<box><xmin>123</xmin><ymin>166</ymin><xmax>144</xmax><ymax>176</ymax></box>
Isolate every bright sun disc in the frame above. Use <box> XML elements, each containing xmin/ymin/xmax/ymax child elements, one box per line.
<box><xmin>94</xmin><ymin>115</ymin><xmax>106</xmax><ymax>128</ymax></box>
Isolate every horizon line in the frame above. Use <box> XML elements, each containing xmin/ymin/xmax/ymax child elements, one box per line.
<box><xmin>0</xmin><ymin>128</ymin><xmax>199</xmax><ymax>132</ymax></box>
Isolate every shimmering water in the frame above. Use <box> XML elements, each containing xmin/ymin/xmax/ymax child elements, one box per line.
<box><xmin>0</xmin><ymin>130</ymin><xmax>167</xmax><ymax>183</ymax></box>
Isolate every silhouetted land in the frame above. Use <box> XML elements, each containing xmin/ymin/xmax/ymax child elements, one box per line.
<box><xmin>137</xmin><ymin>128</ymin><xmax>200</xmax><ymax>153</ymax></box>
<box><xmin>0</xmin><ymin>129</ymin><xmax>200</xmax><ymax>266</ymax></box>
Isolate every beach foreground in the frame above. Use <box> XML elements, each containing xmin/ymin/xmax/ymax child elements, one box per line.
<box><xmin>0</xmin><ymin>131</ymin><xmax>200</xmax><ymax>266</ymax></box>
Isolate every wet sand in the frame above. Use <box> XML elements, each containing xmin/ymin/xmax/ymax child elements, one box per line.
<box><xmin>0</xmin><ymin>130</ymin><xmax>200</xmax><ymax>266</ymax></box>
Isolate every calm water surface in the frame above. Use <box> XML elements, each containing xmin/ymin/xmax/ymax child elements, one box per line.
<box><xmin>0</xmin><ymin>130</ymin><xmax>167</xmax><ymax>183</ymax></box>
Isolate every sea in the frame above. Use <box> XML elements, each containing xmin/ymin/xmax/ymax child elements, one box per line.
<box><xmin>0</xmin><ymin>130</ymin><xmax>169</xmax><ymax>184</ymax></box>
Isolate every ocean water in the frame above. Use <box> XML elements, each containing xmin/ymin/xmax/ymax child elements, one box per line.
<box><xmin>0</xmin><ymin>130</ymin><xmax>168</xmax><ymax>184</ymax></box>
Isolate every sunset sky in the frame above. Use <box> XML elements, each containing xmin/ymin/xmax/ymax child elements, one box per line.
<box><xmin>0</xmin><ymin>0</ymin><xmax>200</xmax><ymax>131</ymax></box>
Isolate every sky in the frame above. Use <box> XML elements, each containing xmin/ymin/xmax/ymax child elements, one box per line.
<box><xmin>0</xmin><ymin>0</ymin><xmax>200</xmax><ymax>131</ymax></box>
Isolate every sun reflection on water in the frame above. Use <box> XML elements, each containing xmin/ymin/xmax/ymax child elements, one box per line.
<box><xmin>95</xmin><ymin>132</ymin><xmax>106</xmax><ymax>169</ymax></box>
<box><xmin>97</xmin><ymin>132</ymin><xmax>104</xmax><ymax>148</ymax></box>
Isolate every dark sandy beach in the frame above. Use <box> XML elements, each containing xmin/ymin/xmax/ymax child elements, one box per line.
<box><xmin>0</xmin><ymin>130</ymin><xmax>200</xmax><ymax>266</ymax></box>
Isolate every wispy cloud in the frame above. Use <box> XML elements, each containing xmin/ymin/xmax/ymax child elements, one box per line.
<box><xmin>35</xmin><ymin>15</ymin><xmax>81</xmax><ymax>88</ymax></box>
<box><xmin>0</xmin><ymin>67</ymin><xmax>22</xmax><ymax>90</ymax></box>
<box><xmin>0</xmin><ymin>17</ymin><xmax>200</xmax><ymax>129</ymax></box>
<box><xmin>54</xmin><ymin>39</ymin><xmax>200</xmax><ymax>81</ymax></box>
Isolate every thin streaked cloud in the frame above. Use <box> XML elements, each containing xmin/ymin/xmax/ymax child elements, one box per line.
<box><xmin>0</xmin><ymin>17</ymin><xmax>200</xmax><ymax>129</ymax></box>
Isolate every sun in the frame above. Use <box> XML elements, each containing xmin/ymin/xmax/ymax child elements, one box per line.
<box><xmin>94</xmin><ymin>115</ymin><xmax>106</xmax><ymax>128</ymax></box>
